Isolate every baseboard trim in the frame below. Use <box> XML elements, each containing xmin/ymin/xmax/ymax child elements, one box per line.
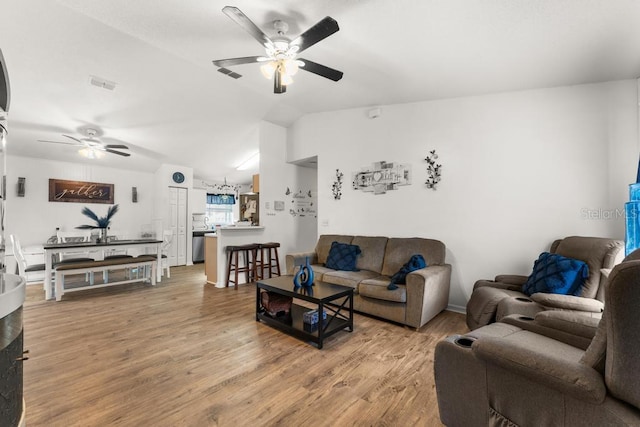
<box><xmin>446</xmin><ymin>304</ymin><xmax>466</xmax><ymax>314</ymax></box>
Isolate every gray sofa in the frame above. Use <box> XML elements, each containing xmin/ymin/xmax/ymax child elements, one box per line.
<box><xmin>434</xmin><ymin>253</ymin><xmax>640</xmax><ymax>426</ymax></box>
<box><xmin>286</xmin><ymin>234</ymin><xmax>452</xmax><ymax>329</ymax></box>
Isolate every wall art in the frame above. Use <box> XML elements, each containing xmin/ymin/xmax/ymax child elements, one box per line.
<box><xmin>332</xmin><ymin>169</ymin><xmax>344</xmax><ymax>200</ymax></box>
<box><xmin>425</xmin><ymin>149</ymin><xmax>442</xmax><ymax>190</ymax></box>
<box><xmin>352</xmin><ymin>161</ymin><xmax>411</xmax><ymax>195</ymax></box>
<box><xmin>49</xmin><ymin>179</ymin><xmax>114</xmax><ymax>204</ymax></box>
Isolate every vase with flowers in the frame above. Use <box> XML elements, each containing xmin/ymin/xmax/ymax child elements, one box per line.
<box><xmin>76</xmin><ymin>204</ymin><xmax>119</xmax><ymax>242</ymax></box>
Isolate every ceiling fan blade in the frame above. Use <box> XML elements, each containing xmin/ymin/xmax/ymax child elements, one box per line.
<box><xmin>274</xmin><ymin>68</ymin><xmax>286</xmax><ymax>94</ymax></box>
<box><xmin>105</xmin><ymin>149</ymin><xmax>131</xmax><ymax>157</ymax></box>
<box><xmin>37</xmin><ymin>139</ymin><xmax>80</xmax><ymax>146</ymax></box>
<box><xmin>104</xmin><ymin>144</ymin><xmax>129</xmax><ymax>149</ymax></box>
<box><xmin>62</xmin><ymin>134</ymin><xmax>83</xmax><ymax>143</ymax></box>
<box><xmin>298</xmin><ymin>58</ymin><xmax>343</xmax><ymax>81</ymax></box>
<box><xmin>290</xmin><ymin>17</ymin><xmax>339</xmax><ymax>53</ymax></box>
<box><xmin>212</xmin><ymin>56</ymin><xmax>263</xmax><ymax>68</ymax></box>
<box><xmin>222</xmin><ymin>6</ymin><xmax>273</xmax><ymax>47</ymax></box>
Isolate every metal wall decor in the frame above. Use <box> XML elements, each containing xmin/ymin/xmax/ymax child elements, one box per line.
<box><xmin>425</xmin><ymin>150</ymin><xmax>442</xmax><ymax>190</ymax></box>
<box><xmin>332</xmin><ymin>169</ymin><xmax>344</xmax><ymax>200</ymax></box>
<box><xmin>352</xmin><ymin>161</ymin><xmax>411</xmax><ymax>195</ymax></box>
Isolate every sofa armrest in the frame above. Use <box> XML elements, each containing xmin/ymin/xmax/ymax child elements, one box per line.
<box><xmin>500</xmin><ymin>311</ymin><xmax>599</xmax><ymax>350</ymax></box>
<box><xmin>530</xmin><ymin>293</ymin><xmax>604</xmax><ymax>313</ymax></box>
<box><xmin>473</xmin><ymin>332</ymin><xmax>606</xmax><ymax>404</ymax></box>
<box><xmin>405</xmin><ymin>264</ymin><xmax>452</xmax><ymax>328</ymax></box>
<box><xmin>473</xmin><ymin>280</ymin><xmax>523</xmax><ymax>292</ymax></box>
<box><xmin>285</xmin><ymin>252</ymin><xmax>317</xmax><ymax>275</ymax></box>
<box><xmin>494</xmin><ymin>274</ymin><xmax>528</xmax><ymax>285</ymax></box>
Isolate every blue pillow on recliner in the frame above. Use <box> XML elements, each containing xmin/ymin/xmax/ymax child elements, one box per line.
<box><xmin>522</xmin><ymin>252</ymin><xmax>588</xmax><ymax>296</ymax></box>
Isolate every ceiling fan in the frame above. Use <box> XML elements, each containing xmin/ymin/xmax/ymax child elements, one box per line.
<box><xmin>38</xmin><ymin>128</ymin><xmax>130</xmax><ymax>158</ymax></box>
<box><xmin>212</xmin><ymin>6</ymin><xmax>343</xmax><ymax>94</ymax></box>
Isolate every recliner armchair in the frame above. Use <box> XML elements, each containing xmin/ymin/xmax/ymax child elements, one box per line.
<box><xmin>434</xmin><ymin>252</ymin><xmax>640</xmax><ymax>426</ymax></box>
<box><xmin>466</xmin><ymin>236</ymin><xmax>623</xmax><ymax>330</ymax></box>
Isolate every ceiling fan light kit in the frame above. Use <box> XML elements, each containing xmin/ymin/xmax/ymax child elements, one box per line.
<box><xmin>212</xmin><ymin>6</ymin><xmax>343</xmax><ymax>94</ymax></box>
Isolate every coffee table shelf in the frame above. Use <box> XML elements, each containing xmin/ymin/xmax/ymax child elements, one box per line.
<box><xmin>256</xmin><ymin>276</ymin><xmax>354</xmax><ymax>349</ymax></box>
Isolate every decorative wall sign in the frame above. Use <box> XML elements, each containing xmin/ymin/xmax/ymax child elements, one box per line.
<box><xmin>332</xmin><ymin>169</ymin><xmax>344</xmax><ymax>200</ymax></box>
<box><xmin>352</xmin><ymin>161</ymin><xmax>411</xmax><ymax>195</ymax></box>
<box><xmin>425</xmin><ymin>150</ymin><xmax>442</xmax><ymax>190</ymax></box>
<box><xmin>49</xmin><ymin>179</ymin><xmax>114</xmax><ymax>204</ymax></box>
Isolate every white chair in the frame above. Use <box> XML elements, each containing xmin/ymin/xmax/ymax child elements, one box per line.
<box><xmin>56</xmin><ymin>230</ymin><xmax>95</xmax><ymax>284</ymax></box>
<box><xmin>11</xmin><ymin>234</ymin><xmax>45</xmax><ymax>283</ymax></box>
<box><xmin>56</xmin><ymin>230</ymin><xmax>95</xmax><ymax>262</ymax></box>
<box><xmin>148</xmin><ymin>230</ymin><xmax>172</xmax><ymax>278</ymax></box>
<box><xmin>103</xmin><ymin>231</ymin><xmax>132</xmax><ymax>259</ymax></box>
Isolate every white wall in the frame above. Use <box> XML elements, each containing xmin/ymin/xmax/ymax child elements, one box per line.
<box><xmin>259</xmin><ymin>121</ymin><xmax>317</xmax><ymax>267</ymax></box>
<box><xmin>288</xmin><ymin>80</ymin><xmax>639</xmax><ymax>311</ymax></box>
<box><xmin>6</xmin><ymin>155</ymin><xmax>155</xmax><ymax>271</ymax></box>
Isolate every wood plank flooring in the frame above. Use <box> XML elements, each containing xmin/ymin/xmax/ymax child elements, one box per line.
<box><xmin>22</xmin><ymin>264</ymin><xmax>468</xmax><ymax>427</ymax></box>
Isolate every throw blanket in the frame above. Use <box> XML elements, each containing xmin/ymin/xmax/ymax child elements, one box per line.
<box><xmin>388</xmin><ymin>254</ymin><xmax>427</xmax><ymax>290</ymax></box>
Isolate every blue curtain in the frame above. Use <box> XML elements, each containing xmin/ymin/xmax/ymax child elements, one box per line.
<box><xmin>207</xmin><ymin>193</ymin><xmax>236</xmax><ymax>205</ymax></box>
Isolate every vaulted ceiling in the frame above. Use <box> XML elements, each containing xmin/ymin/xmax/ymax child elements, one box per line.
<box><xmin>2</xmin><ymin>0</ymin><xmax>640</xmax><ymax>183</ymax></box>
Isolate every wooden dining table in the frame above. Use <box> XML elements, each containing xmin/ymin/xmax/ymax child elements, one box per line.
<box><xmin>42</xmin><ymin>238</ymin><xmax>163</xmax><ymax>300</ymax></box>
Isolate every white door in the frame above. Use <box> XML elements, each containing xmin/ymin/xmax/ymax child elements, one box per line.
<box><xmin>169</xmin><ymin>187</ymin><xmax>188</xmax><ymax>266</ymax></box>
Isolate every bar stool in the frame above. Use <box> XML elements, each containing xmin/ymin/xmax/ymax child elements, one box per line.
<box><xmin>256</xmin><ymin>242</ymin><xmax>281</xmax><ymax>279</ymax></box>
<box><xmin>226</xmin><ymin>244</ymin><xmax>259</xmax><ymax>287</ymax></box>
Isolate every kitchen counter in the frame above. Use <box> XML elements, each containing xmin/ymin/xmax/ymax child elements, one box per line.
<box><xmin>0</xmin><ymin>273</ymin><xmax>25</xmax><ymax>320</ymax></box>
<box><xmin>205</xmin><ymin>226</ymin><xmax>266</xmax><ymax>288</ymax></box>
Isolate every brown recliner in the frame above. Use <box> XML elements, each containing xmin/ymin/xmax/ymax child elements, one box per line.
<box><xmin>466</xmin><ymin>236</ymin><xmax>623</xmax><ymax>330</ymax></box>
<box><xmin>434</xmin><ymin>252</ymin><xmax>640</xmax><ymax>426</ymax></box>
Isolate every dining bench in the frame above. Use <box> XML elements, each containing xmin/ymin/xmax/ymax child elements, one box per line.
<box><xmin>54</xmin><ymin>255</ymin><xmax>157</xmax><ymax>301</ymax></box>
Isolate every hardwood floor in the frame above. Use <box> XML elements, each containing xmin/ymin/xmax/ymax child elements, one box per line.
<box><xmin>22</xmin><ymin>264</ymin><xmax>467</xmax><ymax>426</ymax></box>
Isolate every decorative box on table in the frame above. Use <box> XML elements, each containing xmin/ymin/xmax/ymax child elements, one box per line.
<box><xmin>303</xmin><ymin>309</ymin><xmax>327</xmax><ymax>332</ymax></box>
<box><xmin>260</xmin><ymin>291</ymin><xmax>292</xmax><ymax>317</ymax></box>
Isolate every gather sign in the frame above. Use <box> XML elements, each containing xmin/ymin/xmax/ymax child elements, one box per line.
<box><xmin>49</xmin><ymin>179</ymin><xmax>114</xmax><ymax>204</ymax></box>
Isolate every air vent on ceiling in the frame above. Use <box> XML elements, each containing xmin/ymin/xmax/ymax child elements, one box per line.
<box><xmin>89</xmin><ymin>75</ymin><xmax>116</xmax><ymax>90</ymax></box>
<box><xmin>217</xmin><ymin>68</ymin><xmax>242</xmax><ymax>79</ymax></box>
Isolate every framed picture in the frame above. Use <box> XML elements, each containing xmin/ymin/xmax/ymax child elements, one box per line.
<box><xmin>49</xmin><ymin>179</ymin><xmax>114</xmax><ymax>204</ymax></box>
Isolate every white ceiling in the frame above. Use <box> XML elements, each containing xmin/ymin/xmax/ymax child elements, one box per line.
<box><xmin>2</xmin><ymin>0</ymin><xmax>640</xmax><ymax>183</ymax></box>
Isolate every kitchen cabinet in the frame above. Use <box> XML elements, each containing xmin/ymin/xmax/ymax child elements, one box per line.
<box><xmin>205</xmin><ymin>234</ymin><xmax>217</xmax><ymax>284</ymax></box>
<box><xmin>252</xmin><ymin>174</ymin><xmax>259</xmax><ymax>193</ymax></box>
<box><xmin>239</xmin><ymin>194</ymin><xmax>259</xmax><ymax>225</ymax></box>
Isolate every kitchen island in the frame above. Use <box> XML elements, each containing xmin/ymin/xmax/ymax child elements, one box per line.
<box><xmin>205</xmin><ymin>226</ymin><xmax>266</xmax><ymax>288</ymax></box>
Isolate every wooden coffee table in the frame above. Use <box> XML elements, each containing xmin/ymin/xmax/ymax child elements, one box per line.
<box><xmin>256</xmin><ymin>276</ymin><xmax>354</xmax><ymax>349</ymax></box>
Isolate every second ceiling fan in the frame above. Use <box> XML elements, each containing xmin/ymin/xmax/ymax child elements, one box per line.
<box><xmin>38</xmin><ymin>128</ymin><xmax>130</xmax><ymax>158</ymax></box>
<box><xmin>212</xmin><ymin>6</ymin><xmax>343</xmax><ymax>94</ymax></box>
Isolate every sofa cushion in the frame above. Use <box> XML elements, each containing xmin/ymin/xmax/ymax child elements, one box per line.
<box><xmin>305</xmin><ymin>264</ymin><xmax>335</xmax><ymax>282</ymax></box>
<box><xmin>325</xmin><ymin>242</ymin><xmax>361</xmax><ymax>271</ymax></box>
<box><xmin>388</xmin><ymin>254</ymin><xmax>427</xmax><ymax>290</ymax></box>
<box><xmin>315</xmin><ymin>235</ymin><xmax>354</xmax><ymax>265</ymax></box>
<box><xmin>522</xmin><ymin>252</ymin><xmax>588</xmax><ymax>297</ymax></box>
<box><xmin>553</xmin><ymin>236</ymin><xmax>622</xmax><ymax>299</ymax></box>
<box><xmin>352</xmin><ymin>236</ymin><xmax>388</xmax><ymax>274</ymax></box>
<box><xmin>360</xmin><ymin>277</ymin><xmax>406</xmax><ymax>303</ymax></box>
<box><xmin>322</xmin><ymin>269</ymin><xmax>380</xmax><ymax>290</ymax></box>
<box><xmin>381</xmin><ymin>238</ymin><xmax>445</xmax><ymax>276</ymax></box>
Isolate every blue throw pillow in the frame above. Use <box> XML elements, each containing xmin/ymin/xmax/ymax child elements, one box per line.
<box><xmin>522</xmin><ymin>252</ymin><xmax>589</xmax><ymax>297</ymax></box>
<box><xmin>388</xmin><ymin>254</ymin><xmax>427</xmax><ymax>290</ymax></box>
<box><xmin>325</xmin><ymin>242</ymin><xmax>361</xmax><ymax>271</ymax></box>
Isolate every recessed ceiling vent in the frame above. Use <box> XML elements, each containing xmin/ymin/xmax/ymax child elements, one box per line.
<box><xmin>217</xmin><ymin>68</ymin><xmax>242</xmax><ymax>79</ymax></box>
<box><xmin>89</xmin><ymin>75</ymin><xmax>116</xmax><ymax>90</ymax></box>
